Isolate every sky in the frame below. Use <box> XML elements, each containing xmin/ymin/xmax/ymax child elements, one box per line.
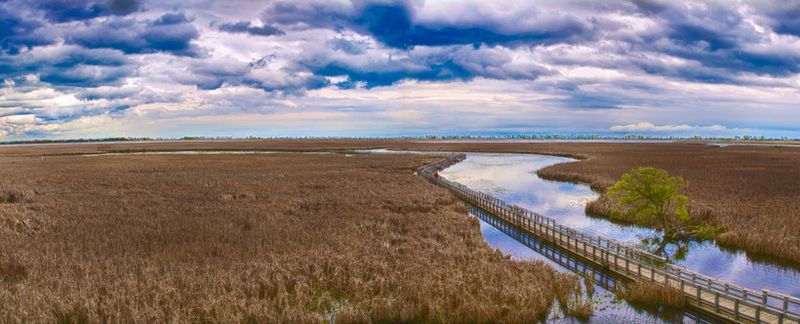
<box><xmin>1</xmin><ymin>0</ymin><xmax>799</xmax><ymax>140</ymax></box>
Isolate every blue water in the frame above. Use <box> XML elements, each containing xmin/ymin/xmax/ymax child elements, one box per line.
<box><xmin>442</xmin><ymin>153</ymin><xmax>800</xmax><ymax>315</ymax></box>
<box><xmin>473</xmin><ymin>206</ymin><xmax>699</xmax><ymax>323</ymax></box>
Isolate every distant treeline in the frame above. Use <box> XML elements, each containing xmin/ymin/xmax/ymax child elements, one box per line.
<box><xmin>1</xmin><ymin>134</ymin><xmax>798</xmax><ymax>145</ymax></box>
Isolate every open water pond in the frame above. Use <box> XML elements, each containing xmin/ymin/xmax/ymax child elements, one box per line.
<box><xmin>441</xmin><ymin>153</ymin><xmax>800</xmax><ymax>318</ymax></box>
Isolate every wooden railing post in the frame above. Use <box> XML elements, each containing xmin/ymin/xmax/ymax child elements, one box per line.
<box><xmin>784</xmin><ymin>295</ymin><xmax>789</xmax><ymax>312</ymax></box>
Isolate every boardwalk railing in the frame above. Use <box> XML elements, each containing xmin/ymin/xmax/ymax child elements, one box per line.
<box><xmin>418</xmin><ymin>154</ymin><xmax>800</xmax><ymax>324</ymax></box>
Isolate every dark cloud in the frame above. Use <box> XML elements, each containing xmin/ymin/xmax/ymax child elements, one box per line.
<box><xmin>0</xmin><ymin>46</ymin><xmax>134</xmax><ymax>87</ymax></box>
<box><xmin>262</xmin><ymin>0</ymin><xmax>591</xmax><ymax>49</ymax></box>
<box><xmin>171</xmin><ymin>59</ymin><xmax>251</xmax><ymax>90</ymax></box>
<box><xmin>36</xmin><ymin>0</ymin><xmax>142</xmax><ymax>22</ymax></box>
<box><xmin>39</xmin><ymin>65</ymin><xmax>133</xmax><ymax>87</ymax></box>
<box><xmin>304</xmin><ymin>45</ymin><xmax>551</xmax><ymax>89</ymax></box>
<box><xmin>764</xmin><ymin>3</ymin><xmax>800</xmax><ymax>37</ymax></box>
<box><xmin>315</xmin><ymin>60</ymin><xmax>471</xmax><ymax>88</ymax></box>
<box><xmin>218</xmin><ymin>21</ymin><xmax>285</xmax><ymax>37</ymax></box>
<box><xmin>560</xmin><ymin>93</ymin><xmax>625</xmax><ymax>109</ymax></box>
<box><xmin>168</xmin><ymin>55</ymin><xmax>329</xmax><ymax>95</ymax></box>
<box><xmin>107</xmin><ymin>0</ymin><xmax>142</xmax><ymax>15</ymax></box>
<box><xmin>260</xmin><ymin>1</ymin><xmax>351</xmax><ymax>29</ymax></box>
<box><xmin>356</xmin><ymin>2</ymin><xmax>589</xmax><ymax>49</ymax></box>
<box><xmin>1</xmin><ymin>0</ymin><xmax>800</xmax><ymax>108</ymax></box>
<box><xmin>611</xmin><ymin>1</ymin><xmax>800</xmax><ymax>80</ymax></box>
<box><xmin>241</xmin><ymin>74</ymin><xmax>330</xmax><ymax>95</ymax></box>
<box><xmin>0</xmin><ymin>5</ymin><xmax>54</xmax><ymax>54</ymax></box>
<box><xmin>66</xmin><ymin>12</ymin><xmax>202</xmax><ymax>57</ymax></box>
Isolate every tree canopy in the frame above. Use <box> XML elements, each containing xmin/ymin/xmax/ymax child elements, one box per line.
<box><xmin>607</xmin><ymin>167</ymin><xmax>689</xmax><ymax>240</ymax></box>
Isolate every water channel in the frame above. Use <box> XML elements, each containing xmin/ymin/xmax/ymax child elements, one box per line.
<box><xmin>441</xmin><ymin>153</ymin><xmax>800</xmax><ymax>322</ymax></box>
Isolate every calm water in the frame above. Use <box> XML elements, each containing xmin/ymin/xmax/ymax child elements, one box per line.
<box><xmin>442</xmin><ymin>153</ymin><xmax>800</xmax><ymax>315</ymax></box>
<box><xmin>472</xmin><ymin>207</ymin><xmax>703</xmax><ymax>323</ymax></box>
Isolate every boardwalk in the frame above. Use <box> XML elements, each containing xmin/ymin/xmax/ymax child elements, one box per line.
<box><xmin>418</xmin><ymin>154</ymin><xmax>800</xmax><ymax>324</ymax></box>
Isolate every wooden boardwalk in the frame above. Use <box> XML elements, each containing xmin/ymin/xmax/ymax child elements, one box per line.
<box><xmin>419</xmin><ymin>154</ymin><xmax>800</xmax><ymax>324</ymax></box>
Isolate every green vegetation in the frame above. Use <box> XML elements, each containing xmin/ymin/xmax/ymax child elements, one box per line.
<box><xmin>607</xmin><ymin>167</ymin><xmax>724</xmax><ymax>257</ymax></box>
<box><xmin>531</xmin><ymin>141</ymin><xmax>799</xmax><ymax>264</ymax></box>
<box><xmin>608</xmin><ymin>167</ymin><xmax>691</xmax><ymax>240</ymax></box>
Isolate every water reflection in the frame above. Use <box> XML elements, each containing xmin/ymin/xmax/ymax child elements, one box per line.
<box><xmin>471</xmin><ymin>207</ymin><xmax>708</xmax><ymax>323</ymax></box>
<box><xmin>443</xmin><ymin>153</ymin><xmax>800</xmax><ymax>303</ymax></box>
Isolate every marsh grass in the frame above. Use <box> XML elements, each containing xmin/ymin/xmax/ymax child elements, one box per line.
<box><xmin>618</xmin><ymin>280</ymin><xmax>686</xmax><ymax>309</ymax></box>
<box><xmin>553</xmin><ymin>274</ymin><xmax>594</xmax><ymax>319</ymax></box>
<box><xmin>0</xmin><ymin>153</ymin><xmax>573</xmax><ymax>322</ymax></box>
<box><xmin>523</xmin><ymin>143</ymin><xmax>800</xmax><ymax>264</ymax></box>
<box><xmin>585</xmin><ymin>195</ymin><xmax>725</xmax><ymax>239</ymax></box>
<box><xmin>7</xmin><ymin>138</ymin><xmax>799</xmax><ymax>264</ymax></box>
<box><xmin>0</xmin><ymin>190</ymin><xmax>28</xmax><ymax>204</ymax></box>
<box><xmin>583</xmin><ymin>272</ymin><xmax>596</xmax><ymax>298</ymax></box>
<box><xmin>53</xmin><ymin>307</ymin><xmax>91</xmax><ymax>324</ymax></box>
<box><xmin>5</xmin><ymin>139</ymin><xmax>795</xmax><ymax>318</ymax></box>
<box><xmin>0</xmin><ymin>259</ymin><xmax>27</xmax><ymax>284</ymax></box>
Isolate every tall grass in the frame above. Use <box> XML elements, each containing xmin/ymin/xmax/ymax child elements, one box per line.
<box><xmin>618</xmin><ymin>280</ymin><xmax>686</xmax><ymax>308</ymax></box>
<box><xmin>0</xmin><ymin>190</ymin><xmax>27</xmax><ymax>204</ymax></box>
<box><xmin>0</xmin><ymin>152</ymin><xmax>574</xmax><ymax>322</ymax></box>
<box><xmin>526</xmin><ymin>143</ymin><xmax>800</xmax><ymax>264</ymax></box>
<box><xmin>553</xmin><ymin>274</ymin><xmax>593</xmax><ymax>319</ymax></box>
<box><xmin>6</xmin><ymin>139</ymin><xmax>793</xmax><ymax>317</ymax></box>
<box><xmin>0</xmin><ymin>259</ymin><xmax>27</xmax><ymax>284</ymax></box>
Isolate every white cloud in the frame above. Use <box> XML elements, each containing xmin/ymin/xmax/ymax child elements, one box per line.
<box><xmin>2</xmin><ymin>0</ymin><xmax>800</xmax><ymax>140</ymax></box>
<box><xmin>609</xmin><ymin>122</ymin><xmax>728</xmax><ymax>132</ymax></box>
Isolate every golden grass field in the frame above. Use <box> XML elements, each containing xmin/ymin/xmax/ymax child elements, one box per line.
<box><xmin>3</xmin><ymin>139</ymin><xmax>799</xmax><ymax>265</ymax></box>
<box><xmin>0</xmin><ymin>150</ymin><xmax>573</xmax><ymax>322</ymax></box>
<box><xmin>2</xmin><ymin>139</ymin><xmax>799</xmax><ymax>321</ymax></box>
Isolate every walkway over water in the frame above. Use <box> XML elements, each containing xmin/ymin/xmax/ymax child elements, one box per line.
<box><xmin>419</xmin><ymin>154</ymin><xmax>800</xmax><ymax>324</ymax></box>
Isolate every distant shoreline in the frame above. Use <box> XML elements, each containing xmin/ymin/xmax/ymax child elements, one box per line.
<box><xmin>3</xmin><ymin>136</ymin><xmax>800</xmax><ymax>147</ymax></box>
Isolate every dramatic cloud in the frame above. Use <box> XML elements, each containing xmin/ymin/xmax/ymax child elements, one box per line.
<box><xmin>35</xmin><ymin>0</ymin><xmax>142</xmax><ymax>22</ymax></box>
<box><xmin>0</xmin><ymin>3</ymin><xmax>55</xmax><ymax>54</ymax></box>
<box><xmin>261</xmin><ymin>1</ymin><xmax>592</xmax><ymax>49</ymax></box>
<box><xmin>66</xmin><ymin>12</ymin><xmax>202</xmax><ymax>57</ymax></box>
<box><xmin>0</xmin><ymin>45</ymin><xmax>135</xmax><ymax>87</ymax></box>
<box><xmin>1</xmin><ymin>0</ymin><xmax>800</xmax><ymax>140</ymax></box>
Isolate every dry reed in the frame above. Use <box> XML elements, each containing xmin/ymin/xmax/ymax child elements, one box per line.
<box><xmin>618</xmin><ymin>280</ymin><xmax>687</xmax><ymax>308</ymax></box>
<box><xmin>0</xmin><ymin>152</ymin><xmax>573</xmax><ymax>322</ymax></box>
<box><xmin>553</xmin><ymin>274</ymin><xmax>593</xmax><ymax>319</ymax></box>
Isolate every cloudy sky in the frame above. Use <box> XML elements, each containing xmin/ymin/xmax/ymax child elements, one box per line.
<box><xmin>1</xmin><ymin>0</ymin><xmax>799</xmax><ymax>140</ymax></box>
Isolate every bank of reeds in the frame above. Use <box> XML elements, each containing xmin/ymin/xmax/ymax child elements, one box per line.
<box><xmin>618</xmin><ymin>280</ymin><xmax>686</xmax><ymax>308</ymax></box>
<box><xmin>0</xmin><ymin>153</ymin><xmax>575</xmax><ymax>322</ymax></box>
<box><xmin>7</xmin><ymin>139</ymin><xmax>800</xmax><ymax>263</ymax></box>
<box><xmin>522</xmin><ymin>143</ymin><xmax>800</xmax><ymax>265</ymax></box>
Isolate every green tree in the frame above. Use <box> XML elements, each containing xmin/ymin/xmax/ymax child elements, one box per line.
<box><xmin>608</xmin><ymin>167</ymin><xmax>690</xmax><ymax>255</ymax></box>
